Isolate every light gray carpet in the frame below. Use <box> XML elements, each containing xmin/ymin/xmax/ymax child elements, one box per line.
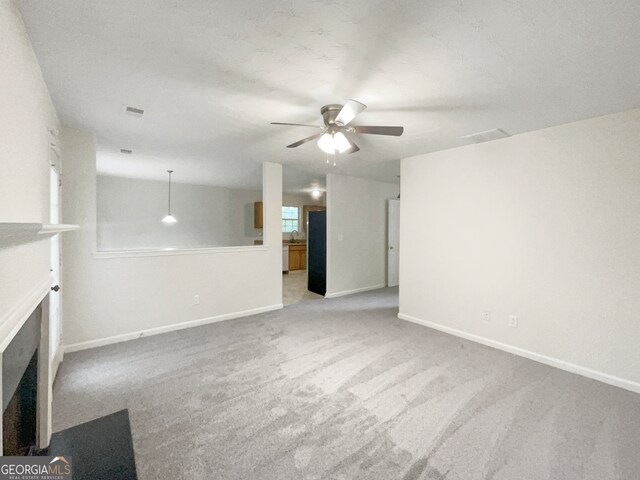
<box><xmin>53</xmin><ymin>288</ymin><xmax>640</xmax><ymax>479</ymax></box>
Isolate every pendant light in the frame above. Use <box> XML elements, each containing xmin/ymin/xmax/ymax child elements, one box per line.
<box><xmin>162</xmin><ymin>169</ymin><xmax>177</xmax><ymax>224</ymax></box>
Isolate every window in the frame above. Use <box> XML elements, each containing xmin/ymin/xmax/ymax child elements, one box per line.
<box><xmin>282</xmin><ymin>206</ymin><xmax>299</xmax><ymax>232</ymax></box>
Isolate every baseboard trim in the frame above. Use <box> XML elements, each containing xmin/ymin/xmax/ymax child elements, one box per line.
<box><xmin>325</xmin><ymin>284</ymin><xmax>387</xmax><ymax>299</ymax></box>
<box><xmin>64</xmin><ymin>303</ymin><xmax>284</xmax><ymax>353</ymax></box>
<box><xmin>397</xmin><ymin>313</ymin><xmax>640</xmax><ymax>395</ymax></box>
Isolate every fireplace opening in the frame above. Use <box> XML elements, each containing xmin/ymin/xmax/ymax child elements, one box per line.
<box><xmin>2</xmin><ymin>304</ymin><xmax>41</xmax><ymax>456</ymax></box>
<box><xmin>3</xmin><ymin>350</ymin><xmax>38</xmax><ymax>455</ymax></box>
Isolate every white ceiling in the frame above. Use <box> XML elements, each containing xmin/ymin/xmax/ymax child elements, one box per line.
<box><xmin>18</xmin><ymin>0</ymin><xmax>640</xmax><ymax>192</ymax></box>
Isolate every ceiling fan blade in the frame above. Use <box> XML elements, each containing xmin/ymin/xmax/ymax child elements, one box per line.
<box><xmin>335</xmin><ymin>99</ymin><xmax>367</xmax><ymax>126</ymax></box>
<box><xmin>271</xmin><ymin>122</ymin><xmax>324</xmax><ymax>129</ymax></box>
<box><xmin>286</xmin><ymin>133</ymin><xmax>323</xmax><ymax>148</ymax></box>
<box><xmin>352</xmin><ymin>125</ymin><xmax>404</xmax><ymax>136</ymax></box>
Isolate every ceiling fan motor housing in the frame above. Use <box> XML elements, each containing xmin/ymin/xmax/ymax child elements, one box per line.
<box><xmin>321</xmin><ymin>104</ymin><xmax>344</xmax><ymax>126</ymax></box>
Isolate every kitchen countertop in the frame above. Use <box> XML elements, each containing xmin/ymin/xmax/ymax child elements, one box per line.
<box><xmin>253</xmin><ymin>240</ymin><xmax>307</xmax><ymax>246</ymax></box>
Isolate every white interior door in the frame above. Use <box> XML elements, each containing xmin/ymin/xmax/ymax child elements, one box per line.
<box><xmin>49</xmin><ymin>148</ymin><xmax>62</xmax><ymax>365</ymax></box>
<box><xmin>388</xmin><ymin>199</ymin><xmax>400</xmax><ymax>287</ymax></box>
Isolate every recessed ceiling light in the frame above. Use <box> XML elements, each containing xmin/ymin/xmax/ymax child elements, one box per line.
<box><xmin>310</xmin><ymin>189</ymin><xmax>322</xmax><ymax>199</ymax></box>
<box><xmin>120</xmin><ymin>148</ymin><xmax>132</xmax><ymax>154</ymax></box>
<box><xmin>125</xmin><ymin>106</ymin><xmax>144</xmax><ymax>117</ymax></box>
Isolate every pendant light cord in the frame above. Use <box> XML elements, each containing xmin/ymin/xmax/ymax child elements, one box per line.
<box><xmin>167</xmin><ymin>169</ymin><xmax>173</xmax><ymax>215</ymax></box>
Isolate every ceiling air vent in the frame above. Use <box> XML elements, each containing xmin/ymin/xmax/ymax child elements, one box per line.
<box><xmin>125</xmin><ymin>106</ymin><xmax>144</xmax><ymax>117</ymax></box>
<box><xmin>120</xmin><ymin>148</ymin><xmax>132</xmax><ymax>154</ymax></box>
<box><xmin>461</xmin><ymin>128</ymin><xmax>510</xmax><ymax>144</ymax></box>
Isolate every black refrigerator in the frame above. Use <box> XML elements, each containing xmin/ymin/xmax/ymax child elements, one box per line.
<box><xmin>307</xmin><ymin>210</ymin><xmax>326</xmax><ymax>295</ymax></box>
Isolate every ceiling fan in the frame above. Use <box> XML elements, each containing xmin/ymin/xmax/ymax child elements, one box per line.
<box><xmin>271</xmin><ymin>100</ymin><xmax>404</xmax><ymax>155</ymax></box>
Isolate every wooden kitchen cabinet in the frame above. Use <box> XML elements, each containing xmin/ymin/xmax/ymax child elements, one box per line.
<box><xmin>254</xmin><ymin>201</ymin><xmax>263</xmax><ymax>229</ymax></box>
<box><xmin>288</xmin><ymin>243</ymin><xmax>306</xmax><ymax>271</ymax></box>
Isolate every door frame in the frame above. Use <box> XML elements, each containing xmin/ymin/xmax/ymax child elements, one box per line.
<box><xmin>387</xmin><ymin>198</ymin><xmax>400</xmax><ymax>287</ymax></box>
<box><xmin>48</xmin><ymin>130</ymin><xmax>63</xmax><ymax>378</ymax></box>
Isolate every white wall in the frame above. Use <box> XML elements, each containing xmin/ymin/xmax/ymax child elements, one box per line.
<box><xmin>326</xmin><ymin>174</ymin><xmax>398</xmax><ymax>297</ymax></box>
<box><xmin>281</xmin><ymin>193</ymin><xmax>324</xmax><ymax>241</ymax></box>
<box><xmin>400</xmin><ymin>108</ymin><xmax>640</xmax><ymax>392</ymax></box>
<box><xmin>0</xmin><ymin>2</ymin><xmax>61</xmax><ymax>449</ymax></box>
<box><xmin>0</xmin><ymin>0</ymin><xmax>58</xmax><ymax>347</ymax></box>
<box><xmin>97</xmin><ymin>175</ymin><xmax>262</xmax><ymax>250</ymax></box>
<box><xmin>62</xmin><ymin>127</ymin><xmax>283</xmax><ymax>349</ymax></box>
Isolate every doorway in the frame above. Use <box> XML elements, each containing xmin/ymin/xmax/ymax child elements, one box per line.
<box><xmin>387</xmin><ymin>199</ymin><xmax>400</xmax><ymax>287</ymax></box>
<box><xmin>281</xmin><ymin>201</ymin><xmax>326</xmax><ymax>305</ymax></box>
<box><xmin>281</xmin><ymin>169</ymin><xmax>326</xmax><ymax>305</ymax></box>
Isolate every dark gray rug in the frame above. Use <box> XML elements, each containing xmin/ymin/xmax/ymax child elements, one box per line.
<box><xmin>46</xmin><ymin>409</ymin><xmax>137</xmax><ymax>480</ymax></box>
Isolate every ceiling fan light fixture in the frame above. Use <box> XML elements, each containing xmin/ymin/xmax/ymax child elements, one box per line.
<box><xmin>317</xmin><ymin>133</ymin><xmax>335</xmax><ymax>154</ymax></box>
<box><xmin>317</xmin><ymin>131</ymin><xmax>350</xmax><ymax>154</ymax></box>
<box><xmin>333</xmin><ymin>131</ymin><xmax>351</xmax><ymax>152</ymax></box>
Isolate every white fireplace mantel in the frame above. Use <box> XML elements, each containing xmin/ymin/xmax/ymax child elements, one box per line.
<box><xmin>0</xmin><ymin>222</ymin><xmax>79</xmax><ymax>249</ymax></box>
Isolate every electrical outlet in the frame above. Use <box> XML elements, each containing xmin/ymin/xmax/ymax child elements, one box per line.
<box><xmin>508</xmin><ymin>315</ymin><xmax>518</xmax><ymax>328</ymax></box>
<box><xmin>483</xmin><ymin>311</ymin><xmax>491</xmax><ymax>322</ymax></box>
<box><xmin>193</xmin><ymin>295</ymin><xmax>200</xmax><ymax>305</ymax></box>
